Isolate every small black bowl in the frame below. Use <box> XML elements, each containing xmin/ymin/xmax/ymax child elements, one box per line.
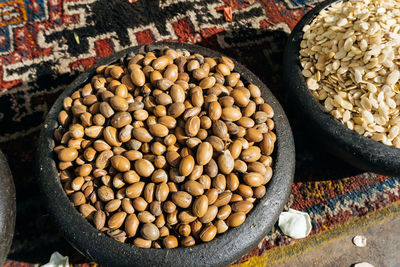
<box><xmin>283</xmin><ymin>0</ymin><xmax>400</xmax><ymax>176</ymax></box>
<box><xmin>0</xmin><ymin>150</ymin><xmax>16</xmax><ymax>265</ymax></box>
<box><xmin>36</xmin><ymin>42</ymin><xmax>295</xmax><ymax>267</ymax></box>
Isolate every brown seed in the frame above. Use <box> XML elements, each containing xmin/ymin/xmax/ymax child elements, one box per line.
<box><xmin>155</xmin><ymin>93</ymin><xmax>172</xmax><ymax>105</ymax></box>
<box><xmin>215</xmin><ymin>220</ymin><xmax>229</xmax><ymax>234</ymax></box>
<box><xmin>103</xmin><ymin>126</ymin><xmax>122</xmax><ymax>147</ymax></box>
<box><xmin>138</xmin><ymin>211</ymin><xmax>156</xmax><ymax>223</ymax></box>
<box><xmin>216</xmin><ymin>63</ymin><xmax>231</xmax><ymax>76</ymax></box>
<box><xmin>148</xmin><ymin>123</ymin><xmax>169</xmax><ymax>137</ymax></box>
<box><xmin>166</xmin><ymin>151</ymin><xmax>181</xmax><ymax>167</ymax></box>
<box><xmin>200</xmin><ymin>225</ymin><xmax>217</xmax><ymax>242</ymax></box>
<box><xmin>254</xmin><ymin>185</ymin><xmax>266</xmax><ymax>199</ymax></box>
<box><xmin>185</xmin><ymin>116</ymin><xmax>200</xmax><ymax>137</ymax></box>
<box><xmin>198</xmin><ymin>175</ymin><xmax>211</xmax><ymax>190</ymax></box>
<box><xmin>110</xmin><ymin>112</ymin><xmax>132</xmax><ymax>129</ymax></box>
<box><xmin>121</xmin><ymin>198</ymin><xmax>135</xmax><ymax>214</ymax></box>
<box><xmin>168</xmin><ymin>102</ymin><xmax>185</xmax><ymax>118</ymax></box>
<box><xmin>163</xmin><ymin>235</ymin><xmax>179</xmax><ymax>248</ymax></box>
<box><xmin>110</xmin><ymin>96</ymin><xmax>128</xmax><ymax>111</ymax></box>
<box><xmin>227</xmin><ymin>173</ymin><xmax>240</xmax><ymax>191</ymax></box>
<box><xmin>125</xmin><ymin>182</ymin><xmax>145</xmax><ymax>198</ymax></box>
<box><xmin>93</xmin><ymin>140</ymin><xmax>111</xmax><ymax>151</ymax></box>
<box><xmin>149</xmin><ymin>201</ymin><xmax>162</xmax><ymax>216</ymax></box>
<box><xmin>93</xmin><ymin>210</ymin><xmax>106</xmax><ymax>229</ymax></box>
<box><xmin>231</xmin><ymin>89</ymin><xmax>249</xmax><ymax>107</ymax></box>
<box><xmin>217</xmin><ymin>150</ymin><xmax>234</xmax><ymax>174</ymax></box>
<box><xmin>191</xmin><ymin>89</ymin><xmax>204</xmax><ymax>108</ymax></box>
<box><xmin>141</xmin><ymin>223</ymin><xmax>160</xmax><ymax>241</ymax></box>
<box><xmin>241</xmin><ymin>146</ymin><xmax>261</xmax><ymax>162</ymax></box>
<box><xmin>179</xmin><ymin>155</ymin><xmax>195</xmax><ymax>176</ymax></box>
<box><xmin>204</xmin><ymin>158</ymin><xmax>218</xmax><ymax>178</ymax></box>
<box><xmin>164</xmin><ymin>64</ymin><xmax>178</xmax><ymax>82</ymax></box>
<box><xmin>221</xmin><ymin>107</ymin><xmax>242</xmax><ymax>121</ymax></box>
<box><xmin>108</xmin><ymin>211</ymin><xmax>127</xmax><ymax>229</ymax></box>
<box><xmin>188</xmin><ymin>165</ymin><xmax>203</xmax><ymax>180</ymax></box>
<box><xmin>95</xmin><ymin>150</ymin><xmax>113</xmax><ymax>169</ymax></box>
<box><xmin>226</xmin><ymin>212</ymin><xmax>246</xmax><ymax>227</ymax></box>
<box><xmin>143</xmin><ymin>182</ymin><xmax>155</xmax><ymax>203</ymax></box>
<box><xmin>170</xmin><ymin>84</ymin><xmax>185</xmax><ymax>103</ymax></box>
<box><xmin>130</xmin><ymin>68</ymin><xmax>145</xmax><ymax>86</ymax></box>
<box><xmin>237</xmin><ymin>117</ymin><xmax>255</xmax><ymax>128</ymax></box>
<box><xmin>158</xmin><ymin>116</ymin><xmax>177</xmax><ymax>129</ymax></box>
<box><xmin>217</xmin><ymin>205</ymin><xmax>232</xmax><ymax>220</ymax></box>
<box><xmin>171</xmin><ymin>191</ymin><xmax>192</xmax><ymax>208</ymax></box>
<box><xmin>213</xmin><ymin>173</ymin><xmax>226</xmax><ymax>193</ymax></box>
<box><xmin>206</xmin><ymin>136</ymin><xmax>225</xmax><ymax>152</ymax></box>
<box><xmin>130</xmin><ymin>127</ymin><xmax>152</xmax><ymax>143</ymax></box>
<box><xmin>125</xmin><ymin>214</ymin><xmax>140</xmax><ymax>237</ymax></box>
<box><xmin>110</xmin><ymin>155</ymin><xmax>131</xmax><ymax>172</ymax></box>
<box><xmin>232</xmin><ymin>200</ymin><xmax>254</xmax><ymax>214</ymax></box>
<box><xmin>260</xmin><ymin>133</ymin><xmax>275</xmax><ymax>156</ymax></box>
<box><xmin>58</xmin><ymin>147</ymin><xmax>78</xmax><ymax>162</ymax></box>
<box><xmin>254</xmin><ymin>111</ymin><xmax>268</xmax><ymax>124</ymax></box>
<box><xmin>214</xmin><ymin>191</ymin><xmax>232</xmax><ymax>207</ymax></box>
<box><xmin>243</xmin><ymin>172</ymin><xmax>265</xmax><ymax>187</ymax></box>
<box><xmin>134</xmin><ymin>159</ymin><xmax>155</xmax><ymax>177</ymax></box>
<box><xmin>204</xmin><ymin>189</ymin><xmax>217</xmax><ymax>204</ymax></box>
<box><xmin>105</xmin><ymin>199</ymin><xmax>122</xmax><ymax>213</ymax></box>
<box><xmin>84</xmin><ymin>125</ymin><xmax>103</xmax><ymax>139</ymax></box>
<box><xmin>229</xmin><ymin>140</ymin><xmax>242</xmax><ymax>159</ymax></box>
<box><xmin>162</xmin><ymin>201</ymin><xmax>176</xmax><ymax>214</ymax></box>
<box><xmin>69</xmin><ymin>124</ymin><xmax>84</xmax><ymax>139</ymax></box>
<box><xmin>212</xmin><ymin>120</ymin><xmax>229</xmax><ymax>140</ymax></box>
<box><xmin>196</xmin><ymin>142</ymin><xmax>213</xmax><ymax>165</ymax></box>
<box><xmin>183</xmin><ymin>180</ymin><xmax>204</xmax><ymax>196</ymax></box>
<box><xmin>134</xmin><ymin>237</ymin><xmax>152</xmax><ymax>248</ymax></box>
<box><xmin>79</xmin><ymin>204</ymin><xmax>96</xmax><ymax>220</ymax></box>
<box><xmin>97</xmin><ymin>186</ymin><xmax>114</xmax><ymax>201</ymax></box>
<box><xmin>189</xmin><ymin>196</ymin><xmax>208</xmax><ymax>220</ymax></box>
<box><xmin>245</xmin><ymin>128</ymin><xmax>263</xmax><ymax>142</ymax></box>
<box><xmin>237</xmin><ymin>184</ymin><xmax>253</xmax><ymax>198</ymax></box>
<box><xmin>199</xmin><ymin>76</ymin><xmax>216</xmax><ymax>89</ymax></box>
<box><xmin>155</xmin><ymin>183</ymin><xmax>169</xmax><ymax>202</ymax></box>
<box><xmin>132</xmin><ymin>197</ymin><xmax>148</xmax><ymax>211</ymax></box>
<box><xmin>178</xmin><ymin>211</ymin><xmax>197</xmax><ymax>223</ymax></box>
<box><xmin>248</xmin><ymin>162</ymin><xmax>267</xmax><ymax>175</ymax></box>
<box><xmin>208</xmin><ymin>101</ymin><xmax>222</xmax><ymax>121</ymax></box>
<box><xmin>71</xmin><ymin>191</ymin><xmax>86</xmax><ymax>206</ymax></box>
<box><xmin>199</xmin><ymin>205</ymin><xmax>218</xmax><ymax>223</ymax></box>
<box><xmin>178</xmin><ymin>224</ymin><xmax>191</xmax><ymax>237</ymax></box>
<box><xmin>157</xmin><ymin>78</ymin><xmax>173</xmax><ymax>90</ymax></box>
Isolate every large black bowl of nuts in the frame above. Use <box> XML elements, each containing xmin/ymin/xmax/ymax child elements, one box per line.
<box><xmin>36</xmin><ymin>42</ymin><xmax>295</xmax><ymax>267</ymax></box>
<box><xmin>284</xmin><ymin>0</ymin><xmax>400</xmax><ymax>175</ymax></box>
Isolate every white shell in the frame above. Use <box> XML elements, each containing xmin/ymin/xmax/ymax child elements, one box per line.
<box><xmin>353</xmin><ymin>262</ymin><xmax>374</xmax><ymax>267</ymax></box>
<box><xmin>352</xmin><ymin>235</ymin><xmax>367</xmax><ymax>247</ymax></box>
<box><xmin>278</xmin><ymin>209</ymin><xmax>312</xmax><ymax>239</ymax></box>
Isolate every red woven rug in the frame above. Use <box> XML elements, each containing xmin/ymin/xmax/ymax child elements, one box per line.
<box><xmin>1</xmin><ymin>0</ymin><xmax>399</xmax><ymax>266</ymax></box>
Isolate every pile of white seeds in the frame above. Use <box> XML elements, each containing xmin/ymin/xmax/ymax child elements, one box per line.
<box><xmin>300</xmin><ymin>0</ymin><xmax>400</xmax><ymax>148</ymax></box>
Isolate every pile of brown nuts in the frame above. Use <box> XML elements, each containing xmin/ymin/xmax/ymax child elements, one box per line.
<box><xmin>53</xmin><ymin>45</ymin><xmax>276</xmax><ymax>249</ymax></box>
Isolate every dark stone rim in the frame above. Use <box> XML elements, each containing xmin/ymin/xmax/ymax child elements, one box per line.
<box><xmin>0</xmin><ymin>150</ymin><xmax>16</xmax><ymax>265</ymax></box>
<box><xmin>283</xmin><ymin>0</ymin><xmax>400</xmax><ymax>176</ymax></box>
<box><xmin>36</xmin><ymin>42</ymin><xmax>295</xmax><ymax>267</ymax></box>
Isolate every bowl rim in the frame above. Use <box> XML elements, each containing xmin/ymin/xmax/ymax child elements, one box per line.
<box><xmin>0</xmin><ymin>150</ymin><xmax>16</xmax><ymax>265</ymax></box>
<box><xmin>283</xmin><ymin>0</ymin><xmax>400</xmax><ymax>176</ymax></box>
<box><xmin>36</xmin><ymin>42</ymin><xmax>295</xmax><ymax>267</ymax></box>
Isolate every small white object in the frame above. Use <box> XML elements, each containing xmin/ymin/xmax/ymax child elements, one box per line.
<box><xmin>41</xmin><ymin>252</ymin><xmax>69</xmax><ymax>267</ymax></box>
<box><xmin>353</xmin><ymin>262</ymin><xmax>374</xmax><ymax>267</ymax></box>
<box><xmin>278</xmin><ymin>208</ymin><xmax>312</xmax><ymax>239</ymax></box>
<box><xmin>353</xmin><ymin>235</ymin><xmax>367</xmax><ymax>247</ymax></box>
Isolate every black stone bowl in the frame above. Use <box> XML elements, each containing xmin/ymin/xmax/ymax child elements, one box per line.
<box><xmin>36</xmin><ymin>42</ymin><xmax>295</xmax><ymax>267</ymax></box>
<box><xmin>283</xmin><ymin>0</ymin><xmax>400</xmax><ymax>176</ymax></box>
<box><xmin>0</xmin><ymin>150</ymin><xmax>16</xmax><ymax>265</ymax></box>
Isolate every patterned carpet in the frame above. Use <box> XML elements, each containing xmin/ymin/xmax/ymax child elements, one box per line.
<box><xmin>0</xmin><ymin>0</ymin><xmax>399</xmax><ymax>266</ymax></box>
